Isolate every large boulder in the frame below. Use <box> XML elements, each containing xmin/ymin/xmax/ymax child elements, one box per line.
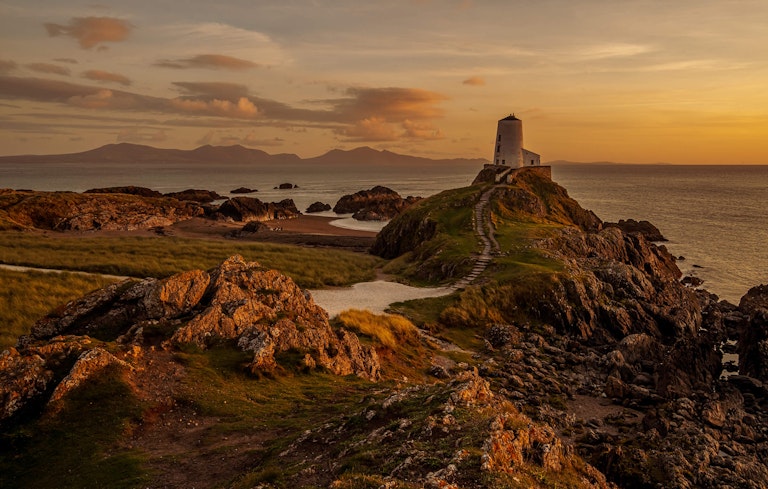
<box><xmin>216</xmin><ymin>197</ymin><xmax>300</xmax><ymax>222</ymax></box>
<box><xmin>306</xmin><ymin>201</ymin><xmax>332</xmax><ymax>213</ymax></box>
<box><xmin>604</xmin><ymin>219</ymin><xmax>667</xmax><ymax>241</ymax></box>
<box><xmin>333</xmin><ymin>186</ymin><xmax>420</xmax><ymax>221</ymax></box>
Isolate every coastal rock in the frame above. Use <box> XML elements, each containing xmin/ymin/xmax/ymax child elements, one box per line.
<box><xmin>0</xmin><ymin>190</ymin><xmax>203</xmax><ymax>231</ymax></box>
<box><xmin>215</xmin><ymin>197</ymin><xmax>300</xmax><ymax>222</ymax></box>
<box><xmin>738</xmin><ymin>284</ymin><xmax>768</xmax><ymax>382</ymax></box>
<box><xmin>275</xmin><ymin>183</ymin><xmax>296</xmax><ymax>189</ymax></box>
<box><xmin>0</xmin><ymin>348</ymin><xmax>53</xmax><ymax>420</ymax></box>
<box><xmin>84</xmin><ymin>186</ymin><xmax>162</xmax><ymax>198</ymax></box>
<box><xmin>47</xmin><ymin>347</ymin><xmax>131</xmax><ymax>405</ymax></box>
<box><xmin>333</xmin><ymin>186</ymin><xmax>420</xmax><ymax>221</ymax></box>
<box><xmin>31</xmin><ymin>256</ymin><xmax>379</xmax><ymax>377</ymax></box>
<box><xmin>305</xmin><ymin>201</ymin><xmax>332</xmax><ymax>213</ymax></box>
<box><xmin>604</xmin><ymin>219</ymin><xmax>667</xmax><ymax>241</ymax></box>
<box><xmin>230</xmin><ymin>187</ymin><xmax>257</xmax><ymax>194</ymax></box>
<box><xmin>164</xmin><ymin>189</ymin><xmax>224</xmax><ymax>203</ymax></box>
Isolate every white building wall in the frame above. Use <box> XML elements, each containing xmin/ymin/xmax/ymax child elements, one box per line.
<box><xmin>522</xmin><ymin>149</ymin><xmax>540</xmax><ymax>167</ymax></box>
<box><xmin>493</xmin><ymin>117</ymin><xmax>523</xmax><ymax>167</ymax></box>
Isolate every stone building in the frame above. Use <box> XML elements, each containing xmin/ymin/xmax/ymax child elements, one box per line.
<box><xmin>492</xmin><ymin>114</ymin><xmax>540</xmax><ymax>168</ymax></box>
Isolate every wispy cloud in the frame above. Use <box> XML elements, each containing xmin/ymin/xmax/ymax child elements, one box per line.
<box><xmin>573</xmin><ymin>43</ymin><xmax>654</xmax><ymax>60</ymax></box>
<box><xmin>172</xmin><ymin>81</ymin><xmax>249</xmax><ymax>99</ymax></box>
<box><xmin>26</xmin><ymin>63</ymin><xmax>71</xmax><ymax>76</ymax></box>
<box><xmin>462</xmin><ymin>76</ymin><xmax>485</xmax><ymax>86</ymax></box>
<box><xmin>82</xmin><ymin>70</ymin><xmax>131</xmax><ymax>86</ymax></box>
<box><xmin>44</xmin><ymin>17</ymin><xmax>133</xmax><ymax>49</ymax></box>
<box><xmin>155</xmin><ymin>54</ymin><xmax>259</xmax><ymax>70</ymax></box>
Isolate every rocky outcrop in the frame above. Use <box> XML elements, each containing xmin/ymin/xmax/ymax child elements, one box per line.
<box><xmin>604</xmin><ymin>218</ymin><xmax>667</xmax><ymax>241</ymax></box>
<box><xmin>275</xmin><ymin>183</ymin><xmax>297</xmax><ymax>189</ymax></box>
<box><xmin>215</xmin><ymin>197</ymin><xmax>300</xmax><ymax>222</ymax></box>
<box><xmin>738</xmin><ymin>284</ymin><xmax>768</xmax><ymax>381</ymax></box>
<box><xmin>305</xmin><ymin>201</ymin><xmax>331</xmax><ymax>213</ymax></box>
<box><xmin>230</xmin><ymin>187</ymin><xmax>257</xmax><ymax>194</ymax></box>
<box><xmin>0</xmin><ymin>190</ymin><xmax>204</xmax><ymax>231</ymax></box>
<box><xmin>84</xmin><ymin>186</ymin><xmax>163</xmax><ymax>198</ymax></box>
<box><xmin>164</xmin><ymin>189</ymin><xmax>224</xmax><ymax>203</ymax></box>
<box><xmin>1</xmin><ymin>256</ymin><xmax>379</xmax><ymax>422</ymax></box>
<box><xmin>333</xmin><ymin>186</ymin><xmax>420</xmax><ymax>221</ymax></box>
<box><xmin>47</xmin><ymin>347</ymin><xmax>131</xmax><ymax>405</ymax></box>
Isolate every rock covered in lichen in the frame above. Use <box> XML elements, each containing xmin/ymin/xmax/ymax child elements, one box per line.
<box><xmin>1</xmin><ymin>255</ymin><xmax>380</xmax><ymax>421</ymax></box>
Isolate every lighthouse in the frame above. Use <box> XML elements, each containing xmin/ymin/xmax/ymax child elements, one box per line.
<box><xmin>492</xmin><ymin>114</ymin><xmax>540</xmax><ymax>168</ymax></box>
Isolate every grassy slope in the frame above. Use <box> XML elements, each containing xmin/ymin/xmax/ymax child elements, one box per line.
<box><xmin>0</xmin><ymin>232</ymin><xmax>382</xmax><ymax>288</ymax></box>
<box><xmin>0</xmin><ymin>269</ymin><xmax>118</xmax><ymax>349</ymax></box>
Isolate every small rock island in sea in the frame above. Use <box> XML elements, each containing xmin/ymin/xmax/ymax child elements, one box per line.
<box><xmin>1</xmin><ymin>115</ymin><xmax>767</xmax><ymax>488</ymax></box>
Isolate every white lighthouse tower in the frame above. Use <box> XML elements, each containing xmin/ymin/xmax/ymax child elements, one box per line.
<box><xmin>492</xmin><ymin>114</ymin><xmax>540</xmax><ymax>168</ymax></box>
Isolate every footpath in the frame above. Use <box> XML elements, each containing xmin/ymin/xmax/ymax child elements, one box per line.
<box><xmin>450</xmin><ymin>184</ymin><xmax>504</xmax><ymax>290</ymax></box>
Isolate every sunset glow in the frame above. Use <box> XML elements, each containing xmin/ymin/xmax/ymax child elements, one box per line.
<box><xmin>1</xmin><ymin>0</ymin><xmax>767</xmax><ymax>163</ymax></box>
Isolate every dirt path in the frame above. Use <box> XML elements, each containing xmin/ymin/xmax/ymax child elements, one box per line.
<box><xmin>0</xmin><ymin>263</ymin><xmax>130</xmax><ymax>281</ymax></box>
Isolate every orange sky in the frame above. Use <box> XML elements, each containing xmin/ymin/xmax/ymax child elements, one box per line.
<box><xmin>1</xmin><ymin>1</ymin><xmax>767</xmax><ymax>163</ymax></box>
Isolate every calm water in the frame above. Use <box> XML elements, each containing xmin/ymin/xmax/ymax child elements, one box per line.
<box><xmin>1</xmin><ymin>160</ymin><xmax>765</xmax><ymax>303</ymax></box>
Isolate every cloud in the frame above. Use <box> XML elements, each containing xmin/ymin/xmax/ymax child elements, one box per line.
<box><xmin>401</xmin><ymin>120</ymin><xmax>443</xmax><ymax>140</ymax></box>
<box><xmin>335</xmin><ymin>117</ymin><xmax>399</xmax><ymax>141</ymax></box>
<box><xmin>462</xmin><ymin>76</ymin><xmax>485</xmax><ymax>86</ymax></box>
<box><xmin>575</xmin><ymin>43</ymin><xmax>653</xmax><ymax>60</ymax></box>
<box><xmin>331</xmin><ymin>87</ymin><xmax>447</xmax><ymax>122</ymax></box>
<box><xmin>44</xmin><ymin>17</ymin><xmax>133</xmax><ymax>49</ymax></box>
<box><xmin>54</xmin><ymin>58</ymin><xmax>78</xmax><ymax>64</ymax></box>
<box><xmin>0</xmin><ymin>60</ymin><xmax>17</xmax><ymax>73</ymax></box>
<box><xmin>82</xmin><ymin>70</ymin><xmax>131</xmax><ymax>86</ymax></box>
<box><xmin>26</xmin><ymin>63</ymin><xmax>71</xmax><ymax>76</ymax></box>
<box><xmin>155</xmin><ymin>54</ymin><xmax>259</xmax><ymax>71</ymax></box>
<box><xmin>172</xmin><ymin>81</ymin><xmax>249</xmax><ymax>99</ymax></box>
<box><xmin>0</xmin><ymin>76</ymin><xmax>445</xmax><ymax>141</ymax></box>
<box><xmin>169</xmin><ymin>97</ymin><xmax>259</xmax><ymax>119</ymax></box>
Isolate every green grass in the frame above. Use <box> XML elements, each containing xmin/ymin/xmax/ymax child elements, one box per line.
<box><xmin>0</xmin><ymin>231</ymin><xmax>382</xmax><ymax>288</ymax></box>
<box><xmin>0</xmin><ymin>365</ymin><xmax>148</xmax><ymax>489</ymax></box>
<box><xmin>0</xmin><ymin>269</ymin><xmax>118</xmax><ymax>349</ymax></box>
<box><xmin>380</xmin><ymin>185</ymin><xmax>484</xmax><ymax>285</ymax></box>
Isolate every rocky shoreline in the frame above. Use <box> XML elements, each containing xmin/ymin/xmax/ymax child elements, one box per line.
<box><xmin>2</xmin><ymin>170</ymin><xmax>767</xmax><ymax>487</ymax></box>
<box><xmin>0</xmin><ymin>184</ymin><xmax>420</xmax><ymax>234</ymax></box>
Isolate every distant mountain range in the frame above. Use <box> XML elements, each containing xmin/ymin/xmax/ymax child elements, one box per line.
<box><xmin>0</xmin><ymin>143</ymin><xmax>489</xmax><ymax>168</ymax></box>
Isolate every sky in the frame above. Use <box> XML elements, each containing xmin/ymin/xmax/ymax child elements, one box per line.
<box><xmin>1</xmin><ymin>0</ymin><xmax>767</xmax><ymax>164</ymax></box>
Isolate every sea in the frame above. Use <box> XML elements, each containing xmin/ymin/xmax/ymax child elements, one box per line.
<box><xmin>1</xmin><ymin>159</ymin><xmax>766</xmax><ymax>304</ymax></box>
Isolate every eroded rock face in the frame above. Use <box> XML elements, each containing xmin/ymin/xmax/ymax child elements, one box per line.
<box><xmin>215</xmin><ymin>197</ymin><xmax>300</xmax><ymax>222</ymax></box>
<box><xmin>1</xmin><ymin>256</ymin><xmax>379</xmax><ymax>421</ymax></box>
<box><xmin>0</xmin><ymin>190</ymin><xmax>204</xmax><ymax>231</ymax></box>
<box><xmin>333</xmin><ymin>186</ymin><xmax>420</xmax><ymax>221</ymax></box>
<box><xmin>604</xmin><ymin>219</ymin><xmax>667</xmax><ymax>242</ymax></box>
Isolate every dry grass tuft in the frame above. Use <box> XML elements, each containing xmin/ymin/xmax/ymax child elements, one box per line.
<box><xmin>336</xmin><ymin>309</ymin><xmax>418</xmax><ymax>349</ymax></box>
